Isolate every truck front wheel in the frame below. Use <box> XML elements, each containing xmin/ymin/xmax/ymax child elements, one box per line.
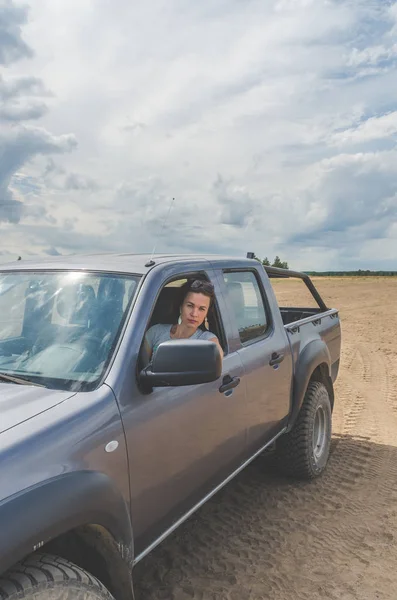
<box><xmin>275</xmin><ymin>381</ymin><xmax>332</xmax><ymax>479</ymax></box>
<box><xmin>0</xmin><ymin>554</ymin><xmax>115</xmax><ymax>600</ymax></box>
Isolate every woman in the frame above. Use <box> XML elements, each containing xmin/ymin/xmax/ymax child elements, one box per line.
<box><xmin>145</xmin><ymin>279</ymin><xmax>223</xmax><ymax>362</ymax></box>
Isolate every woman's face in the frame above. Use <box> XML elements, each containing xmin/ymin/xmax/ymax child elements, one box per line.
<box><xmin>180</xmin><ymin>292</ymin><xmax>210</xmax><ymax>330</ymax></box>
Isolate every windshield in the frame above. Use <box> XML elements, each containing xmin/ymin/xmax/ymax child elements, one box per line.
<box><xmin>0</xmin><ymin>270</ymin><xmax>139</xmax><ymax>391</ymax></box>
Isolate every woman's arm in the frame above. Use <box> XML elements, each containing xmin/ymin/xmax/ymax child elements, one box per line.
<box><xmin>142</xmin><ymin>325</ymin><xmax>159</xmax><ymax>365</ymax></box>
<box><xmin>210</xmin><ymin>336</ymin><xmax>224</xmax><ymax>360</ymax></box>
<box><xmin>142</xmin><ymin>336</ymin><xmax>153</xmax><ymax>364</ymax></box>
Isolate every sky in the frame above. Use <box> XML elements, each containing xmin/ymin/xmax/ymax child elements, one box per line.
<box><xmin>0</xmin><ymin>0</ymin><xmax>397</xmax><ymax>270</ymax></box>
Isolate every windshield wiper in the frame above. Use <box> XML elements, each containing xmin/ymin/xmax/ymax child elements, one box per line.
<box><xmin>0</xmin><ymin>372</ymin><xmax>46</xmax><ymax>387</ymax></box>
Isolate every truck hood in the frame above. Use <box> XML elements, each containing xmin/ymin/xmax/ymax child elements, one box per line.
<box><xmin>0</xmin><ymin>383</ymin><xmax>75</xmax><ymax>434</ymax></box>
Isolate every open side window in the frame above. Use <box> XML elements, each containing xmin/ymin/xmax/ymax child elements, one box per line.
<box><xmin>138</xmin><ymin>273</ymin><xmax>227</xmax><ymax>372</ymax></box>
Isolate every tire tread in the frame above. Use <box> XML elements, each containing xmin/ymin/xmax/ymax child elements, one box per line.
<box><xmin>274</xmin><ymin>381</ymin><xmax>331</xmax><ymax>479</ymax></box>
<box><xmin>0</xmin><ymin>553</ymin><xmax>112</xmax><ymax>600</ymax></box>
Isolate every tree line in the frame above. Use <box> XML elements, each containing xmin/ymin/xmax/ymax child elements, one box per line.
<box><xmin>305</xmin><ymin>270</ymin><xmax>397</xmax><ymax>277</ymax></box>
<box><xmin>254</xmin><ymin>255</ymin><xmax>289</xmax><ymax>269</ymax></box>
<box><xmin>252</xmin><ymin>256</ymin><xmax>396</xmax><ymax>276</ymax></box>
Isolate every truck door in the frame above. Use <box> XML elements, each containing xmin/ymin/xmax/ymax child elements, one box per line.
<box><xmin>118</xmin><ymin>267</ymin><xmax>247</xmax><ymax>559</ymax></box>
<box><xmin>218</xmin><ymin>268</ymin><xmax>292</xmax><ymax>456</ymax></box>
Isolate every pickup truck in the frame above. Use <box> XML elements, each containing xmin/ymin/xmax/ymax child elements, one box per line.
<box><xmin>0</xmin><ymin>253</ymin><xmax>341</xmax><ymax>600</ymax></box>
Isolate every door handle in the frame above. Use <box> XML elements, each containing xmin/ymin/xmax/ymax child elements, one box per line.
<box><xmin>269</xmin><ymin>352</ymin><xmax>285</xmax><ymax>366</ymax></box>
<box><xmin>219</xmin><ymin>375</ymin><xmax>241</xmax><ymax>394</ymax></box>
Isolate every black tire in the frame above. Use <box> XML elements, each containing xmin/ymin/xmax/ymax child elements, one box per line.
<box><xmin>274</xmin><ymin>381</ymin><xmax>332</xmax><ymax>479</ymax></box>
<box><xmin>0</xmin><ymin>553</ymin><xmax>115</xmax><ymax>600</ymax></box>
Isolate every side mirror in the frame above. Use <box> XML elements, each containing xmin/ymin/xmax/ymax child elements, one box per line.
<box><xmin>139</xmin><ymin>339</ymin><xmax>222</xmax><ymax>387</ymax></box>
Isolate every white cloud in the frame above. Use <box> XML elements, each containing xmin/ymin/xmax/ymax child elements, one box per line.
<box><xmin>0</xmin><ymin>0</ymin><xmax>397</xmax><ymax>269</ymax></box>
<box><xmin>389</xmin><ymin>2</ymin><xmax>397</xmax><ymax>34</ymax></box>
<box><xmin>0</xmin><ymin>0</ymin><xmax>32</xmax><ymax>65</ymax></box>
<box><xmin>0</xmin><ymin>1</ymin><xmax>76</xmax><ymax>225</ymax></box>
<box><xmin>347</xmin><ymin>44</ymin><xmax>397</xmax><ymax>67</ymax></box>
<box><xmin>0</xmin><ymin>124</ymin><xmax>76</xmax><ymax>222</ymax></box>
<box><xmin>0</xmin><ymin>74</ymin><xmax>51</xmax><ymax>121</ymax></box>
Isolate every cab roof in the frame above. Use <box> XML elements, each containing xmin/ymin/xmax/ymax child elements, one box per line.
<box><xmin>0</xmin><ymin>252</ymin><xmax>254</xmax><ymax>275</ymax></box>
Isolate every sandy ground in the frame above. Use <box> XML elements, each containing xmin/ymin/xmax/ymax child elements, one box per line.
<box><xmin>133</xmin><ymin>278</ymin><xmax>397</xmax><ymax>600</ymax></box>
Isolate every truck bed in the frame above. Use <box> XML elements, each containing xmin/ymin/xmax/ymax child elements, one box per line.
<box><xmin>284</xmin><ymin>308</ymin><xmax>341</xmax><ymax>383</ymax></box>
<box><xmin>265</xmin><ymin>266</ymin><xmax>341</xmax><ymax>382</ymax></box>
<box><xmin>279</xmin><ymin>306</ymin><xmax>323</xmax><ymax>325</ymax></box>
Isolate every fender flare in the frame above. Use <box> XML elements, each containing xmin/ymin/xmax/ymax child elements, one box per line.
<box><xmin>0</xmin><ymin>471</ymin><xmax>134</xmax><ymax>577</ymax></box>
<box><xmin>287</xmin><ymin>339</ymin><xmax>331</xmax><ymax>431</ymax></box>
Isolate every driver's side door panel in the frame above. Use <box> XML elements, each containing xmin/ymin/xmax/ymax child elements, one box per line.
<box><xmin>127</xmin><ymin>350</ymin><xmax>246</xmax><ymax>555</ymax></box>
<box><xmin>119</xmin><ymin>266</ymin><xmax>248</xmax><ymax>556</ymax></box>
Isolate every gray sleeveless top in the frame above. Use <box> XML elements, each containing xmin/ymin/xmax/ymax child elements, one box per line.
<box><xmin>145</xmin><ymin>323</ymin><xmax>217</xmax><ymax>356</ymax></box>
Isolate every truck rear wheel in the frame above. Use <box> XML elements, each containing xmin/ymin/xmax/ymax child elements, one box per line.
<box><xmin>274</xmin><ymin>381</ymin><xmax>332</xmax><ymax>479</ymax></box>
<box><xmin>0</xmin><ymin>553</ymin><xmax>115</xmax><ymax>600</ymax></box>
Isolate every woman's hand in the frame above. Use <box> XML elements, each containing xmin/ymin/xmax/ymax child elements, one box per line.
<box><xmin>210</xmin><ymin>337</ymin><xmax>224</xmax><ymax>360</ymax></box>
